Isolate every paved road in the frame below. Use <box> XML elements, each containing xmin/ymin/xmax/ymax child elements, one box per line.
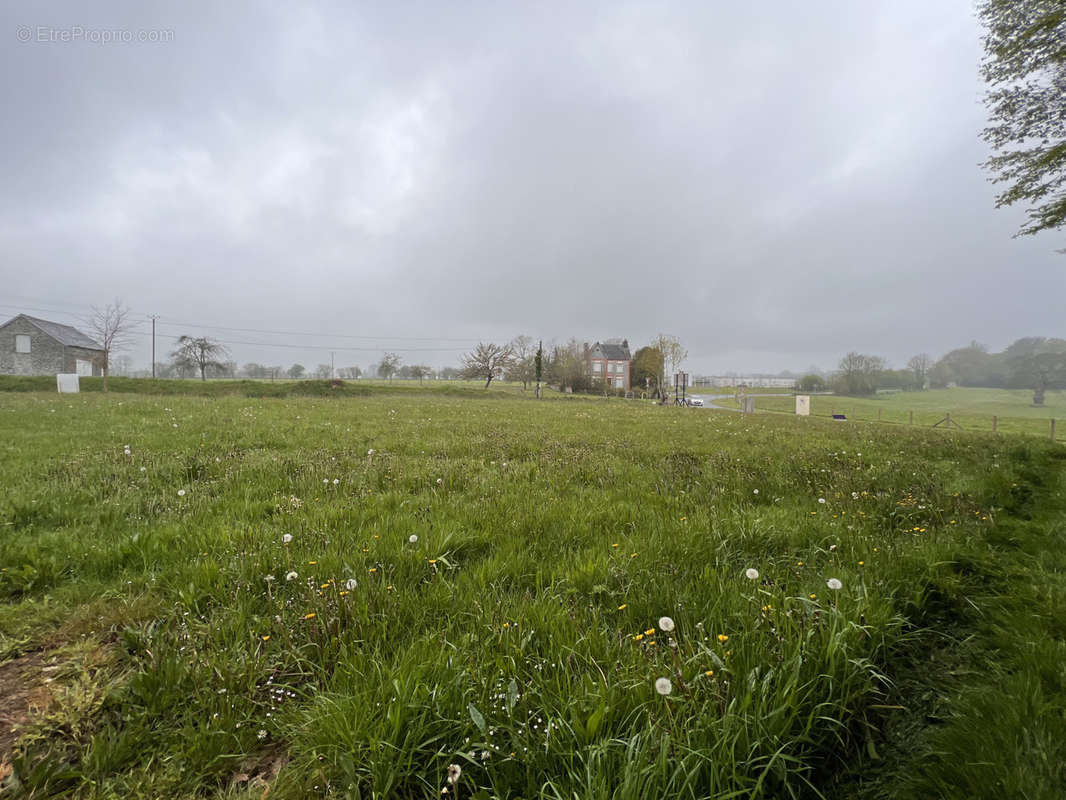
<box><xmin>689</xmin><ymin>393</ymin><xmax>795</xmax><ymax>412</ymax></box>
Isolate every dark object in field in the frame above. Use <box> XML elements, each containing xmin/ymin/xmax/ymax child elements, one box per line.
<box><xmin>832</xmin><ymin>414</ymin><xmax>847</xmax><ymax>421</ymax></box>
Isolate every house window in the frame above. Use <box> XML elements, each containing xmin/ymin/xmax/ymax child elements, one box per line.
<box><xmin>15</xmin><ymin>334</ymin><xmax>30</xmax><ymax>353</ymax></box>
<box><xmin>592</xmin><ymin>360</ymin><xmax>602</xmax><ymax>372</ymax></box>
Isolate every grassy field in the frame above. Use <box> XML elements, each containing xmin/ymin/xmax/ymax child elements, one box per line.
<box><xmin>1</xmin><ymin>389</ymin><xmax>1065</xmax><ymax>798</ymax></box>
<box><xmin>742</xmin><ymin>388</ymin><xmax>1065</xmax><ymax>441</ymax></box>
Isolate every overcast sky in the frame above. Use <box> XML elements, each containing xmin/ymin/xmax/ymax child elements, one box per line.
<box><xmin>1</xmin><ymin>1</ymin><xmax>1062</xmax><ymax>375</ymax></box>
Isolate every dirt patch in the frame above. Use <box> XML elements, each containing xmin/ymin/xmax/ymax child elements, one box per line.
<box><xmin>0</xmin><ymin>651</ymin><xmax>49</xmax><ymax>773</ymax></box>
<box><xmin>230</xmin><ymin>746</ymin><xmax>288</xmax><ymax>796</ymax></box>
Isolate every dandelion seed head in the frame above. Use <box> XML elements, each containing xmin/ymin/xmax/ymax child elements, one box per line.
<box><xmin>286</xmin><ymin>571</ymin><xmax>298</xmax><ymax>581</ymax></box>
<box><xmin>177</xmin><ymin>489</ymin><xmax>186</xmax><ymax>497</ymax></box>
<box><xmin>282</xmin><ymin>534</ymin><xmax>293</xmax><ymax>544</ymax></box>
<box><xmin>745</xmin><ymin>568</ymin><xmax>759</xmax><ymax>580</ymax></box>
<box><xmin>345</xmin><ymin>578</ymin><xmax>358</xmax><ymax>590</ymax></box>
<box><xmin>827</xmin><ymin>578</ymin><xmax>843</xmax><ymax>590</ymax></box>
<box><xmin>654</xmin><ymin>677</ymin><xmax>672</xmax><ymax>695</ymax></box>
<box><xmin>409</xmin><ymin>534</ymin><xmax>418</xmax><ymax>543</ymax></box>
<box><xmin>658</xmin><ymin>616</ymin><xmax>675</xmax><ymax>633</ymax></box>
<box><xmin>447</xmin><ymin>764</ymin><xmax>462</xmax><ymax>785</ymax></box>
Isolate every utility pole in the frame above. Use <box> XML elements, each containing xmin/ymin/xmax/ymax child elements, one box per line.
<box><xmin>149</xmin><ymin>315</ymin><xmax>159</xmax><ymax>378</ymax></box>
<box><xmin>331</xmin><ymin>351</ymin><xmax>335</xmax><ymax>379</ymax></box>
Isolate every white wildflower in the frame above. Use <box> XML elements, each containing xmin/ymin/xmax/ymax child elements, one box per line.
<box><xmin>282</xmin><ymin>534</ymin><xmax>293</xmax><ymax>544</ymax></box>
<box><xmin>264</xmin><ymin>575</ymin><xmax>275</xmax><ymax>583</ymax></box>
<box><xmin>745</xmin><ymin>568</ymin><xmax>759</xmax><ymax>580</ymax></box>
<box><xmin>654</xmin><ymin>677</ymin><xmax>672</xmax><ymax>695</ymax></box>
<box><xmin>753</xmin><ymin>488</ymin><xmax>759</xmax><ymax>495</ymax></box>
<box><xmin>345</xmin><ymin>578</ymin><xmax>358</xmax><ymax>590</ymax></box>
<box><xmin>818</xmin><ymin>497</ymin><xmax>826</xmax><ymax>504</ymax></box>
<box><xmin>332</xmin><ymin>478</ymin><xmax>340</xmax><ymax>485</ymax></box>
<box><xmin>367</xmin><ymin>449</ymin><xmax>374</xmax><ymax>456</ymax></box>
<box><xmin>447</xmin><ymin>764</ymin><xmax>462</xmax><ymax>785</ymax></box>
<box><xmin>409</xmin><ymin>534</ymin><xmax>418</xmax><ymax>543</ymax></box>
<box><xmin>177</xmin><ymin>489</ymin><xmax>186</xmax><ymax>497</ymax></box>
<box><xmin>286</xmin><ymin>571</ymin><xmax>298</xmax><ymax>581</ymax></box>
<box><xmin>827</xmin><ymin>578</ymin><xmax>843</xmax><ymax>590</ymax></box>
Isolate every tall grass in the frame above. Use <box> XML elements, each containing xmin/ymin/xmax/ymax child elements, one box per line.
<box><xmin>0</xmin><ymin>392</ymin><xmax>1063</xmax><ymax>798</ymax></box>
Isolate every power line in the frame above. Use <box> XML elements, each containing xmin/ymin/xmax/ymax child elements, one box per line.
<box><xmin>1</xmin><ymin>296</ymin><xmax>480</xmax><ymax>343</ymax></box>
<box><xmin>0</xmin><ymin>302</ymin><xmax>475</xmax><ymax>354</ymax></box>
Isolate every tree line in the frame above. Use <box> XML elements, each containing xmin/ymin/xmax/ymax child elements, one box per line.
<box><xmin>807</xmin><ymin>337</ymin><xmax>1066</xmax><ymax>406</ymax></box>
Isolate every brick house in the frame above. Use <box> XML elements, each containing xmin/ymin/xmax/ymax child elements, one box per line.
<box><xmin>0</xmin><ymin>314</ymin><xmax>104</xmax><ymax>376</ymax></box>
<box><xmin>588</xmin><ymin>339</ymin><xmax>631</xmax><ymax>390</ymax></box>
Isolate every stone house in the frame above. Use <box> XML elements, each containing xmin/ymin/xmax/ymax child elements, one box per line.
<box><xmin>0</xmin><ymin>314</ymin><xmax>104</xmax><ymax>376</ymax></box>
<box><xmin>588</xmin><ymin>338</ymin><xmax>632</xmax><ymax>390</ymax></box>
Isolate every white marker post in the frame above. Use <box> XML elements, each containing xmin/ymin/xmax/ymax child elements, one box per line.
<box><xmin>57</xmin><ymin>374</ymin><xmax>80</xmax><ymax>393</ymax></box>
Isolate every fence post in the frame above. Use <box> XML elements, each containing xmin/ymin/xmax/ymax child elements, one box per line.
<box><xmin>909</xmin><ymin>410</ymin><xmax>913</xmax><ymax>425</ymax></box>
<box><xmin>877</xmin><ymin>408</ymin><xmax>882</xmax><ymax>421</ymax></box>
<box><xmin>1052</xmin><ymin>419</ymin><xmax>1057</xmax><ymax>441</ymax></box>
<box><xmin>992</xmin><ymin>415</ymin><xmax>997</xmax><ymax>433</ymax></box>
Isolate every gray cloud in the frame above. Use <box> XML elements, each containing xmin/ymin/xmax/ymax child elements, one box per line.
<box><xmin>1</xmin><ymin>0</ymin><xmax>1062</xmax><ymax>374</ymax></box>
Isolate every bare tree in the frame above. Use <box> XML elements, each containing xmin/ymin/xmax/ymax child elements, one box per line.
<box><xmin>906</xmin><ymin>353</ymin><xmax>932</xmax><ymax>389</ymax></box>
<box><xmin>462</xmin><ymin>342</ymin><xmax>514</xmax><ymax>388</ymax></box>
<box><xmin>87</xmin><ymin>300</ymin><xmax>134</xmax><ymax>392</ymax></box>
<box><xmin>409</xmin><ymin>364</ymin><xmax>432</xmax><ymax>384</ymax></box>
<box><xmin>377</xmin><ymin>352</ymin><xmax>402</xmax><ymax>381</ymax></box>
<box><xmin>171</xmin><ymin>336</ymin><xmax>231</xmax><ymax>382</ymax></box>
<box><xmin>836</xmin><ymin>352</ymin><xmax>886</xmax><ymax>396</ymax></box>
<box><xmin>507</xmin><ymin>335</ymin><xmax>537</xmax><ymax>389</ymax></box>
<box><xmin>652</xmin><ymin>334</ymin><xmax>688</xmax><ymax>389</ymax></box>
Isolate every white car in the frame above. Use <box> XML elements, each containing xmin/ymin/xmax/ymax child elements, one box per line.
<box><xmin>687</xmin><ymin>397</ymin><xmax>704</xmax><ymax>407</ymax></box>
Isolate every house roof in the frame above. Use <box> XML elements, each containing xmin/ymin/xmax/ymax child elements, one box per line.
<box><xmin>591</xmin><ymin>339</ymin><xmax>631</xmax><ymax>360</ymax></box>
<box><xmin>3</xmin><ymin>314</ymin><xmax>104</xmax><ymax>350</ymax></box>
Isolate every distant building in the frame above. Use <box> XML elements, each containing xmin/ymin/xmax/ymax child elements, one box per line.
<box><xmin>588</xmin><ymin>338</ymin><xmax>631</xmax><ymax>390</ymax></box>
<box><xmin>0</xmin><ymin>314</ymin><xmax>104</xmax><ymax>376</ymax></box>
<box><xmin>693</xmin><ymin>375</ymin><xmax>796</xmax><ymax>389</ymax></box>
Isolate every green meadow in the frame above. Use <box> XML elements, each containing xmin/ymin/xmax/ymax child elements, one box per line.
<box><xmin>1</xmin><ymin>388</ymin><xmax>1064</xmax><ymax>799</ymax></box>
<box><xmin>744</xmin><ymin>388</ymin><xmax>1065</xmax><ymax>441</ymax></box>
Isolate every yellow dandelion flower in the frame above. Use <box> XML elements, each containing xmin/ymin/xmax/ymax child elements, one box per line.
<box><xmin>717</xmin><ymin>634</ymin><xmax>729</xmax><ymax>643</ymax></box>
<box><xmin>617</xmin><ymin>604</ymin><xmax>627</xmax><ymax>611</ymax></box>
<box><xmin>858</xmin><ymin>561</ymin><xmax>865</xmax><ymax>566</ymax></box>
<box><xmin>304</xmin><ymin>613</ymin><xmax>316</xmax><ymax>620</ymax></box>
<box><xmin>645</xmin><ymin>628</ymin><xmax>655</xmax><ymax>636</ymax></box>
<box><xmin>369</xmin><ymin>567</ymin><xmax>378</xmax><ymax>573</ymax></box>
<box><xmin>320</xmin><ymin>583</ymin><xmax>330</xmax><ymax>589</ymax></box>
<box><xmin>633</xmin><ymin>633</ymin><xmax>644</xmax><ymax>641</ymax></box>
<box><xmin>647</xmin><ymin>639</ymin><xmax>656</xmax><ymax>646</ymax></box>
<box><xmin>428</xmin><ymin>559</ymin><xmax>437</xmax><ymax>565</ymax></box>
<box><xmin>339</xmin><ymin>591</ymin><xmax>349</xmax><ymax>597</ymax></box>
<box><xmin>261</xmin><ymin>635</ymin><xmax>271</xmax><ymax>641</ymax></box>
<box><xmin>704</xmin><ymin>670</ymin><xmax>714</xmax><ymax>677</ymax></box>
<box><xmin>611</xmin><ymin>543</ymin><xmax>619</xmax><ymax>548</ymax></box>
<box><xmin>797</xmin><ymin>561</ymin><xmax>804</xmax><ymax>566</ymax></box>
<box><xmin>386</xmin><ymin>585</ymin><xmax>395</xmax><ymax>591</ymax></box>
<box><xmin>630</xmin><ymin>553</ymin><xmax>638</xmax><ymax>558</ymax></box>
<box><xmin>308</xmin><ymin>560</ymin><xmax>317</xmax><ymax>565</ymax></box>
<box><xmin>809</xmin><ymin>593</ymin><xmax>817</xmax><ymax>600</ymax></box>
